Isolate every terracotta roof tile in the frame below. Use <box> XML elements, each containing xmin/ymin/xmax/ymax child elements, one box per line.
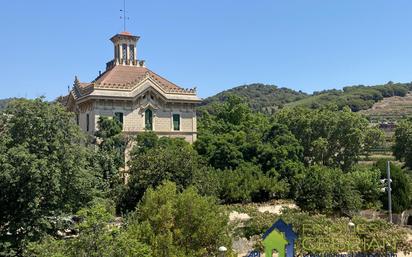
<box><xmin>73</xmin><ymin>65</ymin><xmax>197</xmax><ymax>98</ymax></box>
<box><xmin>119</xmin><ymin>31</ymin><xmax>132</xmax><ymax>36</ymax></box>
<box><xmin>92</xmin><ymin>65</ymin><xmax>189</xmax><ymax>93</ymax></box>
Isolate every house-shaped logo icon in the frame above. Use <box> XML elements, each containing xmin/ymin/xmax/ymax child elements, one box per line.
<box><xmin>262</xmin><ymin>219</ymin><xmax>297</xmax><ymax>257</ymax></box>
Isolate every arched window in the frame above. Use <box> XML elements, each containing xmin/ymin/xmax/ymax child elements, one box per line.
<box><xmin>145</xmin><ymin>109</ymin><xmax>153</xmax><ymax>130</ymax></box>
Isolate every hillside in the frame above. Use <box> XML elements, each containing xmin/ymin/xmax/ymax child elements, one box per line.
<box><xmin>200</xmin><ymin>83</ymin><xmax>308</xmax><ymax>114</ymax></box>
<box><xmin>200</xmin><ymin>82</ymin><xmax>412</xmax><ymax>114</ymax></box>
<box><xmin>360</xmin><ymin>92</ymin><xmax>412</xmax><ymax>122</ymax></box>
<box><xmin>0</xmin><ymin>98</ymin><xmax>15</xmax><ymax>111</ymax></box>
<box><xmin>286</xmin><ymin>82</ymin><xmax>412</xmax><ymax>112</ymax></box>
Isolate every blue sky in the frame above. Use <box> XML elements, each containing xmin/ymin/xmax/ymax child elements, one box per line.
<box><xmin>1</xmin><ymin>0</ymin><xmax>412</xmax><ymax>99</ymax></box>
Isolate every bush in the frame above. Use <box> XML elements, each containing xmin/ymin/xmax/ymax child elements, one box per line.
<box><xmin>374</xmin><ymin>159</ymin><xmax>412</xmax><ymax>213</ymax></box>
<box><xmin>127</xmin><ymin>182</ymin><xmax>233</xmax><ymax>257</ymax></box>
<box><xmin>119</xmin><ymin>136</ymin><xmax>200</xmax><ymax>212</ymax></box>
<box><xmin>26</xmin><ymin>201</ymin><xmax>152</xmax><ymax>257</ymax></box>
<box><xmin>218</xmin><ymin>163</ymin><xmax>288</xmax><ymax>203</ymax></box>
<box><xmin>350</xmin><ymin>166</ymin><xmax>381</xmax><ymax>209</ymax></box>
<box><xmin>295</xmin><ymin>166</ymin><xmax>362</xmax><ymax>214</ymax></box>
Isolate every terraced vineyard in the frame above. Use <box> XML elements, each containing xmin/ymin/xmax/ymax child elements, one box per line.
<box><xmin>361</xmin><ymin>92</ymin><xmax>412</xmax><ymax>122</ymax></box>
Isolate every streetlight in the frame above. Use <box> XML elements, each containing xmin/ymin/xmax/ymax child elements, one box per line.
<box><xmin>218</xmin><ymin>246</ymin><xmax>227</xmax><ymax>257</ymax></box>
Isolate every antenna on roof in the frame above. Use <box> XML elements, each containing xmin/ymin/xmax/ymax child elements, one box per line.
<box><xmin>120</xmin><ymin>0</ymin><xmax>129</xmax><ymax>32</ymax></box>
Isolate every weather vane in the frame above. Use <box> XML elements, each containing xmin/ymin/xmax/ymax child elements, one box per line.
<box><xmin>120</xmin><ymin>0</ymin><xmax>129</xmax><ymax>32</ymax></box>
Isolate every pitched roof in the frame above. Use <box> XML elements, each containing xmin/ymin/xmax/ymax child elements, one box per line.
<box><xmin>72</xmin><ymin>65</ymin><xmax>197</xmax><ymax>100</ymax></box>
<box><xmin>93</xmin><ymin>65</ymin><xmax>183</xmax><ymax>92</ymax></box>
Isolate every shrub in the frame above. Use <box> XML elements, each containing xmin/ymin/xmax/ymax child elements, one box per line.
<box><xmin>119</xmin><ymin>137</ymin><xmax>200</xmax><ymax>212</ymax></box>
<box><xmin>374</xmin><ymin>159</ymin><xmax>412</xmax><ymax>213</ymax></box>
<box><xmin>218</xmin><ymin>163</ymin><xmax>288</xmax><ymax>203</ymax></box>
<box><xmin>350</xmin><ymin>166</ymin><xmax>382</xmax><ymax>209</ymax></box>
<box><xmin>26</xmin><ymin>201</ymin><xmax>152</xmax><ymax>257</ymax></box>
<box><xmin>295</xmin><ymin>165</ymin><xmax>362</xmax><ymax>214</ymax></box>
<box><xmin>127</xmin><ymin>182</ymin><xmax>233</xmax><ymax>257</ymax></box>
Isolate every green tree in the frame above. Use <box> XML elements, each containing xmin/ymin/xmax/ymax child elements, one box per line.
<box><xmin>295</xmin><ymin>166</ymin><xmax>335</xmax><ymax>213</ymax></box>
<box><xmin>374</xmin><ymin>159</ymin><xmax>412</xmax><ymax>213</ymax></box>
<box><xmin>350</xmin><ymin>166</ymin><xmax>382</xmax><ymax>209</ymax></box>
<box><xmin>26</xmin><ymin>201</ymin><xmax>152</xmax><ymax>257</ymax></box>
<box><xmin>195</xmin><ymin>95</ymin><xmax>269</xmax><ymax>170</ymax></box>
<box><xmin>92</xmin><ymin>116</ymin><xmax>126</xmax><ymax>192</ymax></box>
<box><xmin>276</xmin><ymin>106</ymin><xmax>381</xmax><ymax>171</ymax></box>
<box><xmin>295</xmin><ymin>165</ymin><xmax>362</xmax><ymax>214</ymax></box>
<box><xmin>130</xmin><ymin>131</ymin><xmax>159</xmax><ymax>156</ymax></box>
<box><xmin>363</xmin><ymin>127</ymin><xmax>385</xmax><ymax>159</ymax></box>
<box><xmin>218</xmin><ymin>163</ymin><xmax>288</xmax><ymax>203</ymax></box>
<box><xmin>195</xmin><ymin>95</ymin><xmax>305</xmax><ymax>202</ymax></box>
<box><xmin>393</xmin><ymin>118</ymin><xmax>412</xmax><ymax>169</ymax></box>
<box><xmin>0</xmin><ymin>98</ymin><xmax>101</xmax><ymax>255</ymax></box>
<box><xmin>289</xmin><ymin>82</ymin><xmax>411</xmax><ymax>112</ymax></box>
<box><xmin>119</xmin><ymin>136</ymin><xmax>200</xmax><ymax>212</ymax></box>
<box><xmin>257</xmin><ymin>123</ymin><xmax>303</xmax><ymax>172</ymax></box>
<box><xmin>127</xmin><ymin>182</ymin><xmax>233</xmax><ymax>257</ymax></box>
<box><xmin>199</xmin><ymin>83</ymin><xmax>308</xmax><ymax>114</ymax></box>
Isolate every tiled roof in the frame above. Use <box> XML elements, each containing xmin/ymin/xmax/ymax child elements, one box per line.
<box><xmin>72</xmin><ymin>65</ymin><xmax>197</xmax><ymax>99</ymax></box>
<box><xmin>119</xmin><ymin>31</ymin><xmax>132</xmax><ymax>36</ymax></box>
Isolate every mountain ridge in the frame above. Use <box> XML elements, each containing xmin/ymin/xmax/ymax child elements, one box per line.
<box><xmin>200</xmin><ymin>82</ymin><xmax>412</xmax><ymax>115</ymax></box>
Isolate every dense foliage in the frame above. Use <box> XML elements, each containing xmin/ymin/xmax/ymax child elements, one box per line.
<box><xmin>393</xmin><ymin>118</ymin><xmax>412</xmax><ymax>169</ymax></box>
<box><xmin>26</xmin><ymin>201</ymin><xmax>152</xmax><ymax>257</ymax></box>
<box><xmin>201</xmin><ymin>82</ymin><xmax>412</xmax><ymax>115</ymax></box>
<box><xmin>1</xmin><ymin>92</ymin><xmax>412</xmax><ymax>256</ymax></box>
<box><xmin>374</xmin><ymin>160</ymin><xmax>412</xmax><ymax>213</ymax></box>
<box><xmin>119</xmin><ymin>134</ymin><xmax>201</xmax><ymax>212</ymax></box>
<box><xmin>275</xmin><ymin>106</ymin><xmax>384</xmax><ymax>171</ymax></box>
<box><xmin>0</xmin><ymin>98</ymin><xmax>16</xmax><ymax>112</ymax></box>
<box><xmin>28</xmin><ymin>182</ymin><xmax>233</xmax><ymax>257</ymax></box>
<box><xmin>128</xmin><ymin>182</ymin><xmax>233</xmax><ymax>257</ymax></box>
<box><xmin>293</xmin><ymin>165</ymin><xmax>383</xmax><ymax>214</ymax></box>
<box><xmin>288</xmin><ymin>82</ymin><xmax>412</xmax><ymax>112</ymax></box>
<box><xmin>194</xmin><ymin>96</ymin><xmax>384</xmax><ymax>208</ymax></box>
<box><xmin>116</xmin><ymin>95</ymin><xmax>385</xmax><ymax>212</ymax></box>
<box><xmin>200</xmin><ymin>83</ymin><xmax>308</xmax><ymax>114</ymax></box>
<box><xmin>0</xmin><ymin>99</ymin><xmax>101</xmax><ymax>256</ymax></box>
<box><xmin>91</xmin><ymin>116</ymin><xmax>127</xmax><ymax>200</ymax></box>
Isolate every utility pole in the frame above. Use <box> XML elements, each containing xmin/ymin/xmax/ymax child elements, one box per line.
<box><xmin>387</xmin><ymin>161</ymin><xmax>393</xmax><ymax>223</ymax></box>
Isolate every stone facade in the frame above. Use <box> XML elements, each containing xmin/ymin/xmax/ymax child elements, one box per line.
<box><xmin>64</xmin><ymin>32</ymin><xmax>201</xmax><ymax>143</ymax></box>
